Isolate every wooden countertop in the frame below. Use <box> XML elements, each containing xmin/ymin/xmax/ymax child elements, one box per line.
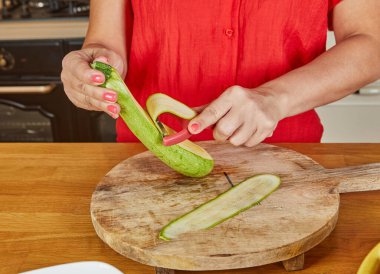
<box><xmin>0</xmin><ymin>143</ymin><xmax>379</xmax><ymax>274</ymax></box>
<box><xmin>0</xmin><ymin>18</ymin><xmax>88</xmax><ymax>40</ymax></box>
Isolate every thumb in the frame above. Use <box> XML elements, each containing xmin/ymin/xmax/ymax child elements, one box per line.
<box><xmin>91</xmin><ymin>48</ymin><xmax>126</xmax><ymax>77</ymax></box>
<box><xmin>94</xmin><ymin>56</ymin><xmax>108</xmax><ymax>63</ymax></box>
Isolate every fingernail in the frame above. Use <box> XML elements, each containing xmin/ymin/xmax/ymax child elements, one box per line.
<box><xmin>107</xmin><ymin>105</ymin><xmax>118</xmax><ymax>114</ymax></box>
<box><xmin>92</xmin><ymin>74</ymin><xmax>103</xmax><ymax>83</ymax></box>
<box><xmin>190</xmin><ymin>123</ymin><xmax>200</xmax><ymax>133</ymax></box>
<box><xmin>103</xmin><ymin>92</ymin><xmax>117</xmax><ymax>102</ymax></box>
<box><xmin>95</xmin><ymin>56</ymin><xmax>108</xmax><ymax>63</ymax></box>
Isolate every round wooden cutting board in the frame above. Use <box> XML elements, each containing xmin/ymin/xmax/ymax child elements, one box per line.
<box><xmin>91</xmin><ymin>142</ymin><xmax>380</xmax><ymax>272</ymax></box>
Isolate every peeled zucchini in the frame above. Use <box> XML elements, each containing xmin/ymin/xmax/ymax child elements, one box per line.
<box><xmin>91</xmin><ymin>61</ymin><xmax>213</xmax><ymax>178</ymax></box>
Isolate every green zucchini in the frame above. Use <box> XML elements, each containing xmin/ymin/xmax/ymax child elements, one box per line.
<box><xmin>91</xmin><ymin>61</ymin><xmax>213</xmax><ymax>178</ymax></box>
<box><xmin>159</xmin><ymin>174</ymin><xmax>281</xmax><ymax>240</ymax></box>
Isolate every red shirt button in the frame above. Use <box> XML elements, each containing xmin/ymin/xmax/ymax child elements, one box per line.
<box><xmin>225</xmin><ymin>28</ymin><xmax>234</xmax><ymax>38</ymax></box>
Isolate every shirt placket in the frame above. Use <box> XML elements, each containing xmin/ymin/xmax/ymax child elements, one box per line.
<box><xmin>224</xmin><ymin>0</ymin><xmax>242</xmax><ymax>86</ymax></box>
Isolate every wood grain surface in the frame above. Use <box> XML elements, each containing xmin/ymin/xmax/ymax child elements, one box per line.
<box><xmin>91</xmin><ymin>142</ymin><xmax>380</xmax><ymax>271</ymax></box>
<box><xmin>0</xmin><ymin>143</ymin><xmax>380</xmax><ymax>274</ymax></box>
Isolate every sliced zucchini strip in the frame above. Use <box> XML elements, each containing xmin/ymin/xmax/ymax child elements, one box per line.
<box><xmin>159</xmin><ymin>174</ymin><xmax>281</xmax><ymax>240</ymax></box>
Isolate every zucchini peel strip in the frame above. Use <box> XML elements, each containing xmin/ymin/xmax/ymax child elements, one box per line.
<box><xmin>146</xmin><ymin>93</ymin><xmax>197</xmax><ymax>136</ymax></box>
<box><xmin>159</xmin><ymin>174</ymin><xmax>281</xmax><ymax>240</ymax></box>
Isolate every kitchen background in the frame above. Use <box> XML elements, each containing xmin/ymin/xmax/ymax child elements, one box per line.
<box><xmin>0</xmin><ymin>0</ymin><xmax>379</xmax><ymax>143</ymax></box>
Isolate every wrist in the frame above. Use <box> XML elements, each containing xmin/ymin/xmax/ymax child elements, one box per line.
<box><xmin>254</xmin><ymin>83</ymin><xmax>290</xmax><ymax>121</ymax></box>
<box><xmin>82</xmin><ymin>42</ymin><xmax>108</xmax><ymax>50</ymax></box>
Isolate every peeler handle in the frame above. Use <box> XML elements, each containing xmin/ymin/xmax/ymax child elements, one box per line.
<box><xmin>163</xmin><ymin>120</ymin><xmax>192</xmax><ymax>146</ymax></box>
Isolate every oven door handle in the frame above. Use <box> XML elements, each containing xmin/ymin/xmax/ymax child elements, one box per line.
<box><xmin>0</xmin><ymin>83</ymin><xmax>56</xmax><ymax>94</ymax></box>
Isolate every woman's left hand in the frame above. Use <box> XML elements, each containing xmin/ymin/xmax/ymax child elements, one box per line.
<box><xmin>188</xmin><ymin>85</ymin><xmax>285</xmax><ymax>147</ymax></box>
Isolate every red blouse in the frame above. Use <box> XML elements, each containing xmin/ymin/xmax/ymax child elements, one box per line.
<box><xmin>117</xmin><ymin>0</ymin><xmax>342</xmax><ymax>143</ymax></box>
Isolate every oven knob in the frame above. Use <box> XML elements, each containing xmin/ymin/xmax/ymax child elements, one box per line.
<box><xmin>0</xmin><ymin>56</ymin><xmax>6</xmax><ymax>67</ymax></box>
<box><xmin>0</xmin><ymin>49</ymin><xmax>15</xmax><ymax>71</ymax></box>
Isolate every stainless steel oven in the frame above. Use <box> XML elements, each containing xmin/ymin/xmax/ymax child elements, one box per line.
<box><xmin>0</xmin><ymin>81</ymin><xmax>70</xmax><ymax>142</ymax></box>
<box><xmin>0</xmin><ymin>38</ymin><xmax>116</xmax><ymax>142</ymax></box>
<box><xmin>0</xmin><ymin>1</ymin><xmax>116</xmax><ymax>142</ymax></box>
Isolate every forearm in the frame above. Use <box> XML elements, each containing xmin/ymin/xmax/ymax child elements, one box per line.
<box><xmin>83</xmin><ymin>0</ymin><xmax>127</xmax><ymax>69</ymax></box>
<box><xmin>261</xmin><ymin>33</ymin><xmax>380</xmax><ymax>119</ymax></box>
<box><xmin>261</xmin><ymin>0</ymin><xmax>380</xmax><ymax>119</ymax></box>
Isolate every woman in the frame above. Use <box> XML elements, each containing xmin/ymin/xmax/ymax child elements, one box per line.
<box><xmin>61</xmin><ymin>0</ymin><xmax>380</xmax><ymax>146</ymax></box>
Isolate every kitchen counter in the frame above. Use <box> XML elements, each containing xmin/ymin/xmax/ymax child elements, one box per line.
<box><xmin>0</xmin><ymin>18</ymin><xmax>88</xmax><ymax>40</ymax></box>
<box><xmin>0</xmin><ymin>143</ymin><xmax>379</xmax><ymax>274</ymax></box>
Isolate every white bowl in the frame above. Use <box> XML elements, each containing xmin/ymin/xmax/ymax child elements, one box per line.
<box><xmin>19</xmin><ymin>261</ymin><xmax>123</xmax><ymax>274</ymax></box>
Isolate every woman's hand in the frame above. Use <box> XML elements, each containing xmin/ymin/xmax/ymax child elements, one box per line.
<box><xmin>188</xmin><ymin>85</ymin><xmax>285</xmax><ymax>147</ymax></box>
<box><xmin>61</xmin><ymin>47</ymin><xmax>125</xmax><ymax>118</ymax></box>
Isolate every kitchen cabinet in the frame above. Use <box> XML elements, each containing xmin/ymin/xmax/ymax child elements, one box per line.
<box><xmin>317</xmin><ymin>87</ymin><xmax>380</xmax><ymax>143</ymax></box>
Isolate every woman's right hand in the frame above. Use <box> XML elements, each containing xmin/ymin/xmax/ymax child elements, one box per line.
<box><xmin>61</xmin><ymin>47</ymin><xmax>125</xmax><ymax>119</ymax></box>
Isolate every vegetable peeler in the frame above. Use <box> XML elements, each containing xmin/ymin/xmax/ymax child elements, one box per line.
<box><xmin>146</xmin><ymin>93</ymin><xmax>198</xmax><ymax>146</ymax></box>
<box><xmin>160</xmin><ymin>119</ymin><xmax>193</xmax><ymax>146</ymax></box>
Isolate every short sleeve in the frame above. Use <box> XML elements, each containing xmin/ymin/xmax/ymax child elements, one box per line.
<box><xmin>328</xmin><ymin>0</ymin><xmax>342</xmax><ymax>30</ymax></box>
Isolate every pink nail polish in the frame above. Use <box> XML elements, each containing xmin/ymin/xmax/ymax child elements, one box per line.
<box><xmin>190</xmin><ymin>123</ymin><xmax>200</xmax><ymax>132</ymax></box>
<box><xmin>103</xmin><ymin>92</ymin><xmax>117</xmax><ymax>102</ymax></box>
<box><xmin>92</xmin><ymin>74</ymin><xmax>103</xmax><ymax>83</ymax></box>
<box><xmin>95</xmin><ymin>56</ymin><xmax>108</xmax><ymax>63</ymax></box>
<box><xmin>107</xmin><ymin>105</ymin><xmax>118</xmax><ymax>114</ymax></box>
